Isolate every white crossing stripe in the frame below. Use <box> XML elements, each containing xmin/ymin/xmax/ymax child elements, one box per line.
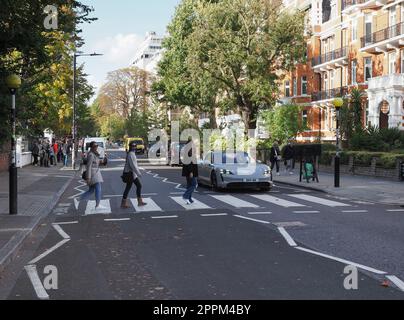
<box><xmin>201</xmin><ymin>213</ymin><xmax>228</xmax><ymax>217</ymax></box>
<box><xmin>151</xmin><ymin>215</ymin><xmax>178</xmax><ymax>219</ymax></box>
<box><xmin>288</xmin><ymin>194</ymin><xmax>350</xmax><ymax>207</ymax></box>
<box><xmin>170</xmin><ymin>197</ymin><xmax>212</xmax><ymax>210</ymax></box>
<box><xmin>84</xmin><ymin>200</ymin><xmax>112</xmax><ymax>215</ymax></box>
<box><xmin>387</xmin><ymin>209</ymin><xmax>404</xmax><ymax>212</ymax></box>
<box><xmin>210</xmin><ymin>195</ymin><xmax>259</xmax><ymax>208</ymax></box>
<box><xmin>248</xmin><ymin>212</ymin><xmax>272</xmax><ymax>215</ymax></box>
<box><xmin>341</xmin><ymin>210</ymin><xmax>368</xmax><ymax>213</ymax></box>
<box><xmin>250</xmin><ymin>194</ymin><xmax>305</xmax><ymax>208</ymax></box>
<box><xmin>131</xmin><ymin>198</ymin><xmax>162</xmax><ymax>212</ymax></box>
<box><xmin>293</xmin><ymin>210</ymin><xmax>320</xmax><ymax>214</ymax></box>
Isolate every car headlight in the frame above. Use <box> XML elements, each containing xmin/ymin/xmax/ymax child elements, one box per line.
<box><xmin>264</xmin><ymin>169</ymin><xmax>271</xmax><ymax>176</ymax></box>
<box><xmin>220</xmin><ymin>169</ymin><xmax>233</xmax><ymax>175</ymax></box>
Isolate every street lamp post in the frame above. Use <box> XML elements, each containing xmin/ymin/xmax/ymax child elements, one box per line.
<box><xmin>72</xmin><ymin>52</ymin><xmax>103</xmax><ymax>170</ymax></box>
<box><xmin>5</xmin><ymin>74</ymin><xmax>22</xmax><ymax>215</ymax></box>
<box><xmin>333</xmin><ymin>97</ymin><xmax>343</xmax><ymax>188</ymax></box>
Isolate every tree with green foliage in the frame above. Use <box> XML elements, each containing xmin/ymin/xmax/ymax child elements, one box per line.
<box><xmin>261</xmin><ymin>104</ymin><xmax>306</xmax><ymax>145</ymax></box>
<box><xmin>184</xmin><ymin>0</ymin><xmax>306</xmax><ymax>132</ymax></box>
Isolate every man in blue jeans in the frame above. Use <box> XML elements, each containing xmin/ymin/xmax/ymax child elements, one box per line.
<box><xmin>182</xmin><ymin>137</ymin><xmax>198</xmax><ymax>204</ymax></box>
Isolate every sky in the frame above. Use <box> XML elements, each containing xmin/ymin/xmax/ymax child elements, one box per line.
<box><xmin>78</xmin><ymin>0</ymin><xmax>181</xmax><ymax>101</ymax></box>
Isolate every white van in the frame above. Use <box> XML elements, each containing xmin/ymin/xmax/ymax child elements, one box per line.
<box><xmin>82</xmin><ymin>137</ymin><xmax>108</xmax><ymax>166</ymax></box>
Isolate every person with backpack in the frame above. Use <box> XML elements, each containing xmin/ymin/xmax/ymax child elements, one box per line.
<box><xmin>74</xmin><ymin>141</ymin><xmax>107</xmax><ymax>213</ymax></box>
<box><xmin>121</xmin><ymin>141</ymin><xmax>147</xmax><ymax>208</ymax></box>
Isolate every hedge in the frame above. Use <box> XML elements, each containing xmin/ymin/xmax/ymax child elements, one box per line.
<box><xmin>319</xmin><ymin>151</ymin><xmax>404</xmax><ymax>169</ymax></box>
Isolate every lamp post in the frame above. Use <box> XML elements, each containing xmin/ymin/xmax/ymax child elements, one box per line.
<box><xmin>5</xmin><ymin>74</ymin><xmax>22</xmax><ymax>215</ymax></box>
<box><xmin>72</xmin><ymin>52</ymin><xmax>103</xmax><ymax>170</ymax></box>
<box><xmin>333</xmin><ymin>97</ymin><xmax>343</xmax><ymax>188</ymax></box>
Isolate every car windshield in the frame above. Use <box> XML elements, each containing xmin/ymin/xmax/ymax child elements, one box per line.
<box><xmin>212</xmin><ymin>152</ymin><xmax>251</xmax><ymax>164</ymax></box>
<box><xmin>86</xmin><ymin>142</ymin><xmax>104</xmax><ymax>149</ymax></box>
<box><xmin>132</xmin><ymin>139</ymin><xmax>143</xmax><ymax>144</ymax></box>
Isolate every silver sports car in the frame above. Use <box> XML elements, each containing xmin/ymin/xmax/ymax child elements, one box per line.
<box><xmin>197</xmin><ymin>151</ymin><xmax>273</xmax><ymax>191</ymax></box>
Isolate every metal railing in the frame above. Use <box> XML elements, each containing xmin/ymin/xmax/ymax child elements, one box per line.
<box><xmin>311</xmin><ymin>47</ymin><xmax>348</xmax><ymax>67</ymax></box>
<box><xmin>342</xmin><ymin>0</ymin><xmax>367</xmax><ymax>10</ymax></box>
<box><xmin>361</xmin><ymin>22</ymin><xmax>404</xmax><ymax>48</ymax></box>
<box><xmin>311</xmin><ymin>87</ymin><xmax>349</xmax><ymax>102</ymax></box>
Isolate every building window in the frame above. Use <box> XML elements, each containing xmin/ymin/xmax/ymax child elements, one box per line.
<box><xmin>330</xmin><ymin>70</ymin><xmax>335</xmax><ymax>89</ymax></box>
<box><xmin>390</xmin><ymin>5</ymin><xmax>397</xmax><ymax>27</ymax></box>
<box><xmin>364</xmin><ymin>57</ymin><xmax>372</xmax><ymax>82</ymax></box>
<box><xmin>324</xmin><ymin>73</ymin><xmax>328</xmax><ymax>91</ymax></box>
<box><xmin>351</xmin><ymin>19</ymin><xmax>357</xmax><ymax>41</ymax></box>
<box><xmin>293</xmin><ymin>78</ymin><xmax>297</xmax><ymax>96</ymax></box>
<box><xmin>322</xmin><ymin>0</ymin><xmax>331</xmax><ymax>23</ymax></box>
<box><xmin>389</xmin><ymin>52</ymin><xmax>396</xmax><ymax>74</ymax></box>
<box><xmin>331</xmin><ymin>0</ymin><xmax>337</xmax><ymax>20</ymax></box>
<box><xmin>285</xmin><ymin>81</ymin><xmax>290</xmax><ymax>97</ymax></box>
<box><xmin>302</xmin><ymin>110</ymin><xmax>308</xmax><ymax>128</ymax></box>
<box><xmin>301</xmin><ymin>76</ymin><xmax>308</xmax><ymax>95</ymax></box>
<box><xmin>364</xmin><ymin>14</ymin><xmax>372</xmax><ymax>46</ymax></box>
<box><xmin>351</xmin><ymin>60</ymin><xmax>357</xmax><ymax>84</ymax></box>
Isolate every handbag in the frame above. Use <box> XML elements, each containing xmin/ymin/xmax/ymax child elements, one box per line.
<box><xmin>82</xmin><ymin>171</ymin><xmax>87</xmax><ymax>180</ymax></box>
<box><xmin>121</xmin><ymin>171</ymin><xmax>133</xmax><ymax>183</ymax></box>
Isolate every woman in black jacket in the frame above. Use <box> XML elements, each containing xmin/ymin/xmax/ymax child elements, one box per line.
<box><xmin>182</xmin><ymin>138</ymin><xmax>198</xmax><ymax>204</ymax></box>
<box><xmin>269</xmin><ymin>141</ymin><xmax>281</xmax><ymax>176</ymax></box>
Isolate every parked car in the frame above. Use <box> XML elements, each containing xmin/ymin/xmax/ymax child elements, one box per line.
<box><xmin>125</xmin><ymin>137</ymin><xmax>145</xmax><ymax>154</ymax></box>
<box><xmin>82</xmin><ymin>137</ymin><xmax>108</xmax><ymax>166</ymax></box>
<box><xmin>197</xmin><ymin>151</ymin><xmax>273</xmax><ymax>191</ymax></box>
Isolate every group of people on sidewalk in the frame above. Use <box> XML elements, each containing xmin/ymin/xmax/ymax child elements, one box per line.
<box><xmin>269</xmin><ymin>141</ymin><xmax>295</xmax><ymax>176</ymax></box>
<box><xmin>75</xmin><ymin>138</ymin><xmax>198</xmax><ymax>213</ymax></box>
<box><xmin>31</xmin><ymin>139</ymin><xmax>73</xmax><ymax>168</ymax></box>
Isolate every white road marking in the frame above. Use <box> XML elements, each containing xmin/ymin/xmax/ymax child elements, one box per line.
<box><xmin>104</xmin><ymin>218</ymin><xmax>131</xmax><ymax>222</ymax></box>
<box><xmin>278</xmin><ymin>227</ymin><xmax>297</xmax><ymax>247</ymax></box>
<box><xmin>28</xmin><ymin>239</ymin><xmax>70</xmax><ymax>265</ymax></box>
<box><xmin>295</xmin><ymin>246</ymin><xmax>387</xmax><ymax>275</ymax></box>
<box><xmin>341</xmin><ymin>210</ymin><xmax>368</xmax><ymax>213</ymax></box>
<box><xmin>151</xmin><ymin>215</ymin><xmax>178</xmax><ymax>219</ymax></box>
<box><xmin>386</xmin><ymin>209</ymin><xmax>404</xmax><ymax>212</ymax></box>
<box><xmin>233</xmin><ymin>215</ymin><xmax>270</xmax><ymax>224</ymax></box>
<box><xmin>386</xmin><ymin>275</ymin><xmax>404</xmax><ymax>292</ymax></box>
<box><xmin>210</xmin><ymin>195</ymin><xmax>259</xmax><ymax>208</ymax></box>
<box><xmin>288</xmin><ymin>194</ymin><xmax>351</xmax><ymax>207</ymax></box>
<box><xmin>250</xmin><ymin>194</ymin><xmax>305</xmax><ymax>208</ymax></box>
<box><xmin>171</xmin><ymin>197</ymin><xmax>212</xmax><ymax>210</ymax></box>
<box><xmin>53</xmin><ymin>221</ymin><xmax>78</xmax><ymax>225</ymax></box>
<box><xmin>293</xmin><ymin>210</ymin><xmax>320</xmax><ymax>214</ymax></box>
<box><xmin>200</xmin><ymin>213</ymin><xmax>228</xmax><ymax>217</ymax></box>
<box><xmin>52</xmin><ymin>224</ymin><xmax>70</xmax><ymax>239</ymax></box>
<box><xmin>248</xmin><ymin>212</ymin><xmax>272</xmax><ymax>215</ymax></box>
<box><xmin>24</xmin><ymin>265</ymin><xmax>49</xmax><ymax>300</ymax></box>
<box><xmin>273</xmin><ymin>221</ymin><xmax>307</xmax><ymax>227</ymax></box>
<box><xmin>84</xmin><ymin>200</ymin><xmax>111</xmax><ymax>215</ymax></box>
<box><xmin>131</xmin><ymin>198</ymin><xmax>163</xmax><ymax>212</ymax></box>
<box><xmin>58</xmin><ymin>203</ymin><xmax>71</xmax><ymax>207</ymax></box>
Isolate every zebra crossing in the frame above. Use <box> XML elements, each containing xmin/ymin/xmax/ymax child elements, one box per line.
<box><xmin>73</xmin><ymin>193</ymin><xmax>358</xmax><ymax>216</ymax></box>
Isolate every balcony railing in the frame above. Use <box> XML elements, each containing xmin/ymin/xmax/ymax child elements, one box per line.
<box><xmin>311</xmin><ymin>47</ymin><xmax>348</xmax><ymax>67</ymax></box>
<box><xmin>342</xmin><ymin>0</ymin><xmax>367</xmax><ymax>10</ymax></box>
<box><xmin>311</xmin><ymin>87</ymin><xmax>349</xmax><ymax>102</ymax></box>
<box><xmin>361</xmin><ymin>22</ymin><xmax>404</xmax><ymax>48</ymax></box>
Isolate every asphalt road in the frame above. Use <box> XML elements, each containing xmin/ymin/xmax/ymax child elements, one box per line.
<box><xmin>1</xmin><ymin>149</ymin><xmax>404</xmax><ymax>300</ymax></box>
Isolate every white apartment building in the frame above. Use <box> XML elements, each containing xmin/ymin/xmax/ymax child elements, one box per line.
<box><xmin>133</xmin><ymin>31</ymin><xmax>164</xmax><ymax>74</ymax></box>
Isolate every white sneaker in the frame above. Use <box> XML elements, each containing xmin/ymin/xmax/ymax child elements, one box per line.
<box><xmin>94</xmin><ymin>205</ymin><xmax>108</xmax><ymax>213</ymax></box>
<box><xmin>74</xmin><ymin>198</ymin><xmax>79</xmax><ymax>210</ymax></box>
<box><xmin>289</xmin><ymin>171</ymin><xmax>294</xmax><ymax>175</ymax></box>
<box><xmin>276</xmin><ymin>172</ymin><xmax>280</xmax><ymax>176</ymax></box>
<box><xmin>185</xmin><ymin>200</ymin><xmax>191</xmax><ymax>205</ymax></box>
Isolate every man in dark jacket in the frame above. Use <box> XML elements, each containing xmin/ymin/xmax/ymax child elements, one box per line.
<box><xmin>32</xmin><ymin>142</ymin><xmax>39</xmax><ymax>166</ymax></box>
<box><xmin>282</xmin><ymin>141</ymin><xmax>295</xmax><ymax>174</ymax></box>
<box><xmin>182</xmin><ymin>137</ymin><xmax>198</xmax><ymax>204</ymax></box>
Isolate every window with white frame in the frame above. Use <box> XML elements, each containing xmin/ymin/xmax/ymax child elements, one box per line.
<box><xmin>364</xmin><ymin>57</ymin><xmax>372</xmax><ymax>82</ymax></box>
<box><xmin>330</xmin><ymin>70</ymin><xmax>335</xmax><ymax>89</ymax></box>
<box><xmin>301</xmin><ymin>76</ymin><xmax>308</xmax><ymax>95</ymax></box>
<box><xmin>331</xmin><ymin>0</ymin><xmax>337</xmax><ymax>20</ymax></box>
<box><xmin>364</xmin><ymin>14</ymin><xmax>372</xmax><ymax>46</ymax></box>
<box><xmin>389</xmin><ymin>52</ymin><xmax>396</xmax><ymax>74</ymax></box>
<box><xmin>293</xmin><ymin>78</ymin><xmax>297</xmax><ymax>96</ymax></box>
<box><xmin>351</xmin><ymin>60</ymin><xmax>357</xmax><ymax>84</ymax></box>
<box><xmin>390</xmin><ymin>5</ymin><xmax>397</xmax><ymax>27</ymax></box>
<box><xmin>302</xmin><ymin>110</ymin><xmax>308</xmax><ymax>128</ymax></box>
<box><xmin>285</xmin><ymin>80</ymin><xmax>290</xmax><ymax>97</ymax></box>
<box><xmin>351</xmin><ymin>19</ymin><xmax>357</xmax><ymax>41</ymax></box>
<box><xmin>324</xmin><ymin>72</ymin><xmax>328</xmax><ymax>91</ymax></box>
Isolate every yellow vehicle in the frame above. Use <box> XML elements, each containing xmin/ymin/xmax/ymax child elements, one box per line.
<box><xmin>125</xmin><ymin>137</ymin><xmax>145</xmax><ymax>154</ymax></box>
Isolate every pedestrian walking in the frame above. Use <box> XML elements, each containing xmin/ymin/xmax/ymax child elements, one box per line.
<box><xmin>121</xmin><ymin>141</ymin><xmax>147</xmax><ymax>208</ymax></box>
<box><xmin>32</xmin><ymin>142</ymin><xmax>39</xmax><ymax>166</ymax></box>
<box><xmin>182</xmin><ymin>137</ymin><xmax>198</xmax><ymax>204</ymax></box>
<box><xmin>74</xmin><ymin>141</ymin><xmax>106</xmax><ymax>213</ymax></box>
<box><xmin>282</xmin><ymin>141</ymin><xmax>295</xmax><ymax>174</ymax></box>
<box><xmin>49</xmin><ymin>144</ymin><xmax>56</xmax><ymax>166</ymax></box>
<box><xmin>39</xmin><ymin>141</ymin><xmax>45</xmax><ymax>167</ymax></box>
<box><xmin>62</xmin><ymin>142</ymin><xmax>68</xmax><ymax>166</ymax></box>
<box><xmin>43</xmin><ymin>141</ymin><xmax>50</xmax><ymax>167</ymax></box>
<box><xmin>270</xmin><ymin>141</ymin><xmax>281</xmax><ymax>176</ymax></box>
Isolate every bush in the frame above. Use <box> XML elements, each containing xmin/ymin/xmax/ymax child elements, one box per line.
<box><xmin>350</xmin><ymin>126</ymin><xmax>404</xmax><ymax>152</ymax></box>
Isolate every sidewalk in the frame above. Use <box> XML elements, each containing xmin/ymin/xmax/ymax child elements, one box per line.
<box><xmin>273</xmin><ymin>169</ymin><xmax>404</xmax><ymax>206</ymax></box>
<box><xmin>0</xmin><ymin>163</ymin><xmax>76</xmax><ymax>272</ymax></box>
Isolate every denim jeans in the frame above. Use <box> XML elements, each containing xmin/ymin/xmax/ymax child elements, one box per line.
<box><xmin>80</xmin><ymin>183</ymin><xmax>102</xmax><ymax>206</ymax></box>
<box><xmin>64</xmin><ymin>154</ymin><xmax>68</xmax><ymax>166</ymax></box>
<box><xmin>183</xmin><ymin>176</ymin><xmax>197</xmax><ymax>201</ymax></box>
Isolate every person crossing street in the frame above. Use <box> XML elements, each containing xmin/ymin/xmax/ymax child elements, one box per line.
<box><xmin>121</xmin><ymin>141</ymin><xmax>147</xmax><ymax>208</ymax></box>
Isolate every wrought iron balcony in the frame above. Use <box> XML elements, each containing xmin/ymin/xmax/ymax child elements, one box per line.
<box><xmin>311</xmin><ymin>87</ymin><xmax>349</xmax><ymax>102</ymax></box>
<box><xmin>311</xmin><ymin>47</ymin><xmax>348</xmax><ymax>68</ymax></box>
<box><xmin>361</xmin><ymin>22</ymin><xmax>404</xmax><ymax>48</ymax></box>
<box><xmin>341</xmin><ymin>0</ymin><xmax>367</xmax><ymax>10</ymax></box>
